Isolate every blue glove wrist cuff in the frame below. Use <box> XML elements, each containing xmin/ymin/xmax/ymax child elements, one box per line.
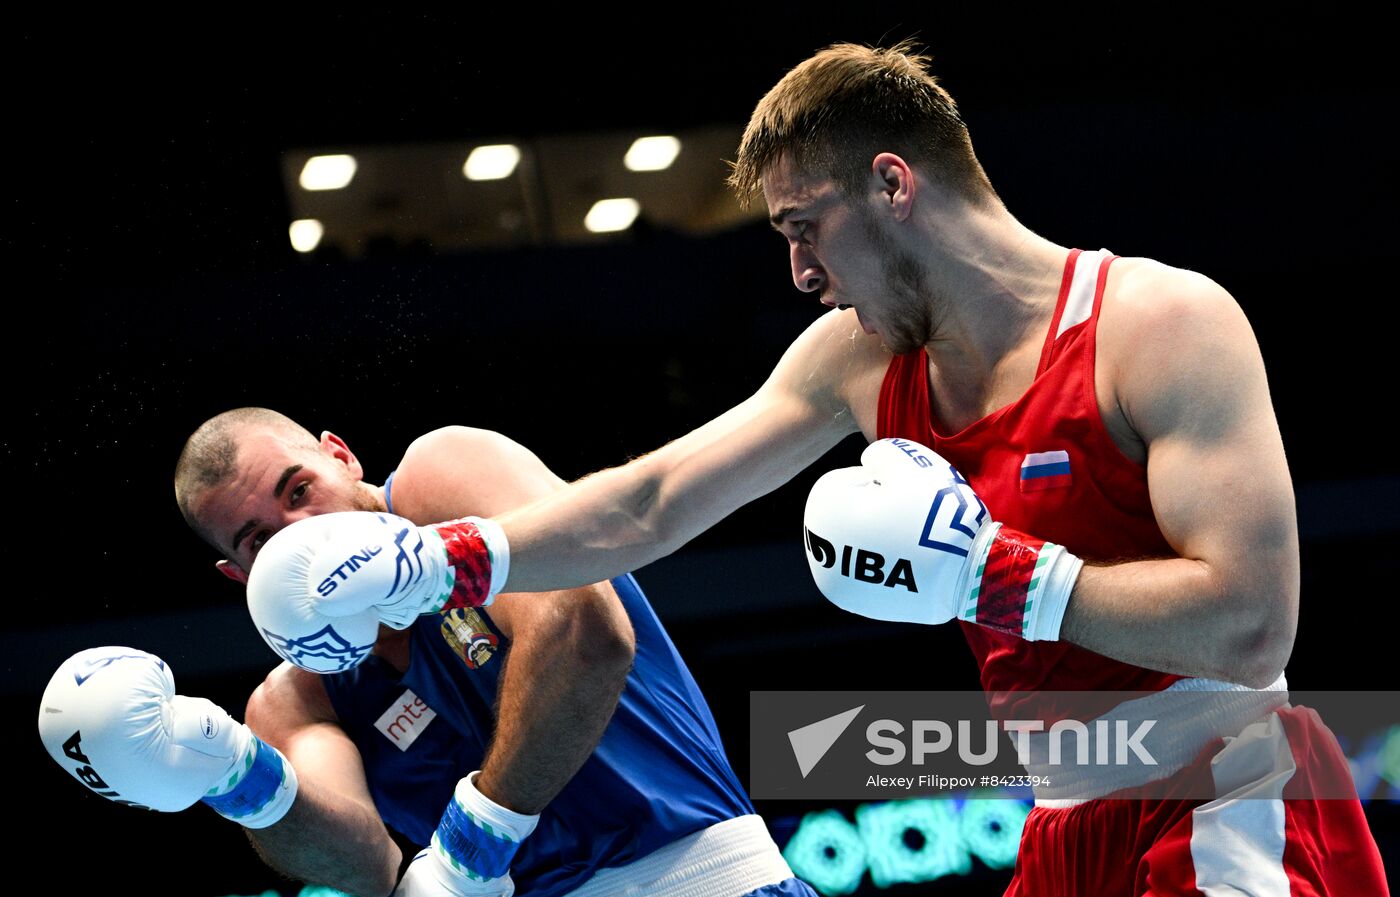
<box><xmin>435</xmin><ymin>797</ymin><xmax>522</xmax><ymax>881</ymax></box>
<box><xmin>201</xmin><ymin>734</ymin><xmax>287</xmax><ymax>820</ymax></box>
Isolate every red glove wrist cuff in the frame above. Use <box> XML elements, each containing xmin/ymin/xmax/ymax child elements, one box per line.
<box><xmin>973</xmin><ymin>525</ymin><xmax>1048</xmax><ymax>635</ymax></box>
<box><xmin>433</xmin><ymin>520</ymin><xmax>495</xmax><ymax>610</ymax></box>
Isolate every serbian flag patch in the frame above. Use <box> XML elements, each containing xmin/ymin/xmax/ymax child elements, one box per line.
<box><xmin>1020</xmin><ymin>451</ymin><xmax>1072</xmax><ymax>492</ymax></box>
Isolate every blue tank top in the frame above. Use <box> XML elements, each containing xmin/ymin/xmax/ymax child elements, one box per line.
<box><xmin>324</xmin><ymin>482</ymin><xmax>751</xmax><ymax>895</ymax></box>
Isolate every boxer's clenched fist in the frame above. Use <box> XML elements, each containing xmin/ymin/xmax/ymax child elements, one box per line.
<box><xmin>394</xmin><ymin>771</ymin><xmax>539</xmax><ymax>897</ymax></box>
<box><xmin>804</xmin><ymin>438</ymin><xmax>1083</xmax><ymax>641</ymax></box>
<box><xmin>38</xmin><ymin>647</ymin><xmax>297</xmax><ymax>827</ymax></box>
<box><xmin>246</xmin><ymin>511</ymin><xmax>509</xmax><ymax>673</ymax></box>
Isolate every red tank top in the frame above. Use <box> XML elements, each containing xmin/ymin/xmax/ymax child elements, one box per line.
<box><xmin>878</xmin><ymin>248</ymin><xmax>1180</xmax><ymax>694</ymax></box>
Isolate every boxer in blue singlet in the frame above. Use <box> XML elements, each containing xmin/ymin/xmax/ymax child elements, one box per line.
<box><xmin>165</xmin><ymin>407</ymin><xmax>813</xmax><ymax>896</ymax></box>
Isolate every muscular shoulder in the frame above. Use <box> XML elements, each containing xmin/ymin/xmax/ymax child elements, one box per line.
<box><xmin>1103</xmin><ymin>257</ymin><xmax>1244</xmax><ymax>337</ymax></box>
<box><xmin>392</xmin><ymin>427</ymin><xmax>565</xmax><ymax>523</ymax></box>
<box><xmin>766</xmin><ymin>307</ymin><xmax>891</xmax><ymax>437</ymax></box>
<box><xmin>1099</xmin><ymin>257</ymin><xmax>1265</xmax><ymax>440</ymax></box>
<box><xmin>245</xmin><ymin>663</ymin><xmax>337</xmax><ymax>748</ymax></box>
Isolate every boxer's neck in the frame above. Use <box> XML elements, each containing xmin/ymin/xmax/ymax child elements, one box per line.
<box><xmin>373</xmin><ymin>625</ymin><xmax>413</xmax><ymax>674</ymax></box>
<box><xmin>915</xmin><ymin>200</ymin><xmax>1069</xmax><ymax>374</ymax></box>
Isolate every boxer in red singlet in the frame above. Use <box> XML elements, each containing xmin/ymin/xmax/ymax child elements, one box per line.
<box><xmin>875</xmin><ymin>246</ymin><xmax>1385</xmax><ymax>894</ymax></box>
<box><xmin>253</xmin><ymin>42</ymin><xmax>1390</xmax><ymax>893</ymax></box>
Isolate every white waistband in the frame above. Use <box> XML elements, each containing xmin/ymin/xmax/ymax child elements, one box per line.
<box><xmin>564</xmin><ymin>815</ymin><xmax>793</xmax><ymax>897</ymax></box>
<box><xmin>1029</xmin><ymin>674</ymin><xmax>1289</xmax><ymax>807</ymax></box>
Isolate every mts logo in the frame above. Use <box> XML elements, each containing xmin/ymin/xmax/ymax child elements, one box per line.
<box><xmin>317</xmin><ymin>545</ymin><xmax>385</xmax><ymax>596</ymax></box>
<box><xmin>805</xmin><ymin>528</ymin><xmax>917</xmax><ymax>592</ymax></box>
<box><xmin>374</xmin><ymin>689</ymin><xmax>438</xmax><ymax>751</ymax></box>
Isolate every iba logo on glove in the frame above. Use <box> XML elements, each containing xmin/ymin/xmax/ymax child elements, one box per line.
<box><xmin>805</xmin><ymin>528</ymin><xmax>918</xmax><ymax>591</ymax></box>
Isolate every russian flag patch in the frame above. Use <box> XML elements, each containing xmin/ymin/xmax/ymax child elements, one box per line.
<box><xmin>1020</xmin><ymin>451</ymin><xmax>1072</xmax><ymax>492</ymax></box>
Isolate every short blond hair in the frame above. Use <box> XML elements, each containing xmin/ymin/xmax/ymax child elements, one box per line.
<box><xmin>173</xmin><ymin>407</ymin><xmax>317</xmax><ymax>546</ymax></box>
<box><xmin>728</xmin><ymin>41</ymin><xmax>996</xmax><ymax>205</ymax></box>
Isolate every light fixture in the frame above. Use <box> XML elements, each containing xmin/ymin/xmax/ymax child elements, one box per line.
<box><xmin>288</xmin><ymin>219</ymin><xmax>324</xmax><ymax>253</ymax></box>
<box><xmin>584</xmin><ymin>198</ymin><xmax>641</xmax><ymax>233</ymax></box>
<box><xmin>463</xmin><ymin>144</ymin><xmax>521</xmax><ymax>181</ymax></box>
<box><xmin>624</xmin><ymin>136</ymin><xmax>681</xmax><ymax>172</ymax></box>
<box><xmin>298</xmin><ymin>155</ymin><xmax>358</xmax><ymax>191</ymax></box>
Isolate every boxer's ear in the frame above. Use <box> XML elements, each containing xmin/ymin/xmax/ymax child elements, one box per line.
<box><xmin>871</xmin><ymin>152</ymin><xmax>916</xmax><ymax>222</ymax></box>
<box><xmin>216</xmin><ymin>559</ymin><xmax>249</xmax><ymax>584</ymax></box>
<box><xmin>320</xmin><ymin>430</ymin><xmax>364</xmax><ymax>481</ymax></box>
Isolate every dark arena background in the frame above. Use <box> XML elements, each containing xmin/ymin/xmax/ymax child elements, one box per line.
<box><xmin>8</xmin><ymin>12</ymin><xmax>1396</xmax><ymax>895</ymax></box>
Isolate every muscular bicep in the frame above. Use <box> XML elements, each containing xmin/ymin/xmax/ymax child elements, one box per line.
<box><xmin>1118</xmin><ymin>277</ymin><xmax>1299</xmax><ymax>604</ymax></box>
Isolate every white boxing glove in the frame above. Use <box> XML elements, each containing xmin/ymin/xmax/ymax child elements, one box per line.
<box><xmin>393</xmin><ymin>772</ymin><xmax>538</xmax><ymax>897</ymax></box>
<box><xmin>395</xmin><ymin>851</ymin><xmax>513</xmax><ymax>897</ymax></box>
<box><xmin>38</xmin><ymin>647</ymin><xmax>297</xmax><ymax>827</ymax></box>
<box><xmin>804</xmin><ymin>438</ymin><xmax>1082</xmax><ymax>641</ymax></box>
<box><xmin>246</xmin><ymin>511</ymin><xmax>510</xmax><ymax>673</ymax></box>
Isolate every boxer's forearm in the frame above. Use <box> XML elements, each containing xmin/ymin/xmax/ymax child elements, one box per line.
<box><xmin>500</xmin><ymin>391</ymin><xmax>851</xmax><ymax>592</ymax></box>
<box><xmin>1059</xmin><ymin>557</ymin><xmax>1297</xmax><ymax>688</ymax></box>
<box><xmin>492</xmin><ymin>309</ymin><xmax>875</xmax><ymax>594</ymax></box>
<box><xmin>241</xmin><ymin>669</ymin><xmax>400</xmax><ymax>895</ymax></box>
<box><xmin>474</xmin><ymin>585</ymin><xmax>635</xmax><ymax>814</ymax></box>
<box><xmin>245</xmin><ymin>783</ymin><xmax>401</xmax><ymax>897</ymax></box>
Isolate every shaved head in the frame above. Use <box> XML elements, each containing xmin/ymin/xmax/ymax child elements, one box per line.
<box><xmin>174</xmin><ymin>407</ymin><xmax>318</xmax><ymax>545</ymax></box>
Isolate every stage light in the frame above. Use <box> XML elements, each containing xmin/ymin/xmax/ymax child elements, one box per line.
<box><xmin>782</xmin><ymin>809</ymin><xmax>867</xmax><ymax>896</ymax></box>
<box><xmin>855</xmin><ymin>800</ymin><xmax>971</xmax><ymax>887</ymax></box>
<box><xmin>624</xmin><ymin>136</ymin><xmax>681</xmax><ymax>171</ymax></box>
<box><xmin>288</xmin><ymin>219</ymin><xmax>324</xmax><ymax>253</ymax></box>
<box><xmin>960</xmin><ymin>799</ymin><xmax>1029</xmax><ymax>869</ymax></box>
<box><xmin>463</xmin><ymin>144</ymin><xmax>521</xmax><ymax>181</ymax></box>
<box><xmin>1380</xmin><ymin>725</ymin><xmax>1400</xmax><ymax>787</ymax></box>
<box><xmin>778</xmin><ymin>798</ymin><xmax>1034</xmax><ymax>891</ymax></box>
<box><xmin>298</xmin><ymin>155</ymin><xmax>357</xmax><ymax>191</ymax></box>
<box><xmin>584</xmin><ymin>198</ymin><xmax>640</xmax><ymax>233</ymax></box>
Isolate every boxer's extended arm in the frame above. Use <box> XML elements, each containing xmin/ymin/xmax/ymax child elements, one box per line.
<box><xmin>1058</xmin><ymin>266</ymin><xmax>1299</xmax><ymax>687</ymax></box>
<box><xmin>498</xmin><ymin>308</ymin><xmax>885</xmax><ymax>592</ymax></box>
<box><xmin>390</xmin><ymin>428</ymin><xmax>635</xmax><ymax>815</ymax></box>
<box><xmin>244</xmin><ymin>665</ymin><xmax>401</xmax><ymax>897</ymax></box>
